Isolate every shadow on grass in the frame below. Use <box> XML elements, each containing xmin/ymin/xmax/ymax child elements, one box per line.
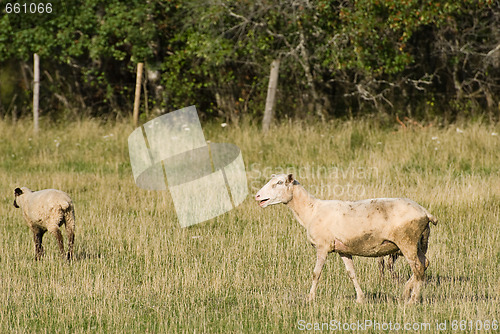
<box><xmin>425</xmin><ymin>274</ymin><xmax>496</xmax><ymax>302</ymax></box>
<box><xmin>72</xmin><ymin>248</ymin><xmax>104</xmax><ymax>261</ymax></box>
<box><xmin>364</xmin><ymin>291</ymin><xmax>400</xmax><ymax>304</ymax></box>
<box><xmin>427</xmin><ymin>273</ymin><xmax>473</xmax><ymax>285</ymax></box>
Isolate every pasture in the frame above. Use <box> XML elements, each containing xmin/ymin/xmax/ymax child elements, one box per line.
<box><xmin>0</xmin><ymin>118</ymin><xmax>499</xmax><ymax>333</ymax></box>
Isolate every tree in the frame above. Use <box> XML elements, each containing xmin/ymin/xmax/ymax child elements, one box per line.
<box><xmin>0</xmin><ymin>0</ymin><xmax>498</xmax><ymax>122</ymax></box>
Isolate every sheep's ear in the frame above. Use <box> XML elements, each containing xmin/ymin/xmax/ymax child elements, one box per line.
<box><xmin>287</xmin><ymin>174</ymin><xmax>294</xmax><ymax>184</ymax></box>
<box><xmin>14</xmin><ymin>188</ymin><xmax>23</xmax><ymax>196</ymax></box>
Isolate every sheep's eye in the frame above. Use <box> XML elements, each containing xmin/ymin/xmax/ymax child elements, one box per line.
<box><xmin>277</xmin><ymin>180</ymin><xmax>283</xmax><ymax>185</ymax></box>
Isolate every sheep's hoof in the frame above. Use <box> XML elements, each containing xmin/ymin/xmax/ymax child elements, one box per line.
<box><xmin>404</xmin><ymin>297</ymin><xmax>418</xmax><ymax>305</ymax></box>
<box><xmin>306</xmin><ymin>293</ymin><xmax>315</xmax><ymax>303</ymax></box>
<box><xmin>356</xmin><ymin>295</ymin><xmax>366</xmax><ymax>304</ymax></box>
<box><xmin>405</xmin><ymin>291</ymin><xmax>423</xmax><ymax>305</ymax></box>
<box><xmin>403</xmin><ymin>291</ymin><xmax>421</xmax><ymax>305</ymax></box>
<box><xmin>403</xmin><ymin>281</ymin><xmax>414</xmax><ymax>300</ymax></box>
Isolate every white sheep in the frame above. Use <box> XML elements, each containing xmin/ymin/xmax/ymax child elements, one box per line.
<box><xmin>255</xmin><ymin>174</ymin><xmax>437</xmax><ymax>304</ymax></box>
<box><xmin>14</xmin><ymin>187</ymin><xmax>75</xmax><ymax>260</ymax></box>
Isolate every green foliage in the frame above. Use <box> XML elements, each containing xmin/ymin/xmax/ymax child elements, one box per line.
<box><xmin>0</xmin><ymin>0</ymin><xmax>498</xmax><ymax>121</ymax></box>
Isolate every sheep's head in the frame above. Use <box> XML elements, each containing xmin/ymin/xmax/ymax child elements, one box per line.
<box><xmin>13</xmin><ymin>187</ymin><xmax>30</xmax><ymax>208</ymax></box>
<box><xmin>13</xmin><ymin>188</ymin><xmax>23</xmax><ymax>208</ymax></box>
<box><xmin>255</xmin><ymin>174</ymin><xmax>297</xmax><ymax>208</ymax></box>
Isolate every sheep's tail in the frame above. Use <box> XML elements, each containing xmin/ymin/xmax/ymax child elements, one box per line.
<box><xmin>58</xmin><ymin>199</ymin><xmax>70</xmax><ymax>211</ymax></box>
<box><xmin>419</xmin><ymin>204</ymin><xmax>438</xmax><ymax>225</ymax></box>
<box><xmin>428</xmin><ymin>214</ymin><xmax>438</xmax><ymax>225</ymax></box>
<box><xmin>424</xmin><ymin>209</ymin><xmax>438</xmax><ymax>225</ymax></box>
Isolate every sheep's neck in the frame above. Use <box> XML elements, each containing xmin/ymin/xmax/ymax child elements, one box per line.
<box><xmin>286</xmin><ymin>185</ymin><xmax>317</xmax><ymax>230</ymax></box>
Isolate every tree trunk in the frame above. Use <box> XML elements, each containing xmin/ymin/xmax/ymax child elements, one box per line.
<box><xmin>263</xmin><ymin>59</ymin><xmax>280</xmax><ymax>133</ymax></box>
<box><xmin>33</xmin><ymin>53</ymin><xmax>40</xmax><ymax>134</ymax></box>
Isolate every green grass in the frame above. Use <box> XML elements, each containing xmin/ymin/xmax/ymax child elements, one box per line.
<box><xmin>0</xmin><ymin>118</ymin><xmax>499</xmax><ymax>333</ymax></box>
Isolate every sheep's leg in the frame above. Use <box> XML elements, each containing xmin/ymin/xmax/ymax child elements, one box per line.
<box><xmin>32</xmin><ymin>228</ymin><xmax>45</xmax><ymax>260</ymax></box>
<box><xmin>388</xmin><ymin>254</ymin><xmax>398</xmax><ymax>280</ymax></box>
<box><xmin>307</xmin><ymin>249</ymin><xmax>328</xmax><ymax>302</ymax></box>
<box><xmin>340</xmin><ymin>254</ymin><xmax>365</xmax><ymax>303</ymax></box>
<box><xmin>48</xmin><ymin>226</ymin><xmax>66</xmax><ymax>259</ymax></box>
<box><xmin>378</xmin><ymin>257</ymin><xmax>385</xmax><ymax>278</ymax></box>
<box><xmin>403</xmin><ymin>275</ymin><xmax>415</xmax><ymax>301</ymax></box>
<box><xmin>378</xmin><ymin>254</ymin><xmax>398</xmax><ymax>279</ymax></box>
<box><xmin>64</xmin><ymin>210</ymin><xmax>75</xmax><ymax>260</ymax></box>
<box><xmin>418</xmin><ymin>225</ymin><xmax>431</xmax><ymax>271</ymax></box>
<box><xmin>412</xmin><ymin>248</ymin><xmax>428</xmax><ymax>301</ymax></box>
<box><xmin>66</xmin><ymin>229</ymin><xmax>75</xmax><ymax>261</ymax></box>
<box><xmin>419</xmin><ymin>225</ymin><xmax>430</xmax><ymax>255</ymax></box>
<box><xmin>407</xmin><ymin>249</ymin><xmax>427</xmax><ymax>304</ymax></box>
<box><xmin>401</xmin><ymin>246</ymin><xmax>426</xmax><ymax>304</ymax></box>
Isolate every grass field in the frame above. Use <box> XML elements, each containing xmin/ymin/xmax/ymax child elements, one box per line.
<box><xmin>0</xmin><ymin>118</ymin><xmax>499</xmax><ymax>333</ymax></box>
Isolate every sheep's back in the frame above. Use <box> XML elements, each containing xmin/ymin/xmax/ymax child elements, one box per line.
<box><xmin>23</xmin><ymin>189</ymin><xmax>73</xmax><ymax>223</ymax></box>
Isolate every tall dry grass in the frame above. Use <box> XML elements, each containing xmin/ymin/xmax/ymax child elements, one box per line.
<box><xmin>0</xmin><ymin>118</ymin><xmax>498</xmax><ymax>333</ymax></box>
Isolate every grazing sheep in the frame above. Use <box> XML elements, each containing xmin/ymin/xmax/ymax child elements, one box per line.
<box><xmin>378</xmin><ymin>226</ymin><xmax>430</xmax><ymax>279</ymax></box>
<box><xmin>255</xmin><ymin>174</ymin><xmax>437</xmax><ymax>304</ymax></box>
<box><xmin>14</xmin><ymin>187</ymin><xmax>75</xmax><ymax>260</ymax></box>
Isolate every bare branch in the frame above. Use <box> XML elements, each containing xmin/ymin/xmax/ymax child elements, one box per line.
<box><xmin>486</xmin><ymin>43</ymin><xmax>500</xmax><ymax>57</ymax></box>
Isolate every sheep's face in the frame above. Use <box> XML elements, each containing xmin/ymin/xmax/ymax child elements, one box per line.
<box><xmin>255</xmin><ymin>174</ymin><xmax>295</xmax><ymax>208</ymax></box>
<box><xmin>13</xmin><ymin>187</ymin><xmax>30</xmax><ymax>208</ymax></box>
<box><xmin>13</xmin><ymin>187</ymin><xmax>24</xmax><ymax>208</ymax></box>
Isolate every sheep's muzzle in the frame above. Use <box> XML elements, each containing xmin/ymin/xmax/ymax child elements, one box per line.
<box><xmin>258</xmin><ymin>198</ymin><xmax>270</xmax><ymax>207</ymax></box>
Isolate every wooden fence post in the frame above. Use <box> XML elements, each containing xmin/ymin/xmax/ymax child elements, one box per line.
<box><xmin>262</xmin><ymin>59</ymin><xmax>280</xmax><ymax>133</ymax></box>
<box><xmin>33</xmin><ymin>53</ymin><xmax>40</xmax><ymax>133</ymax></box>
<box><xmin>133</xmin><ymin>62</ymin><xmax>144</xmax><ymax>126</ymax></box>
